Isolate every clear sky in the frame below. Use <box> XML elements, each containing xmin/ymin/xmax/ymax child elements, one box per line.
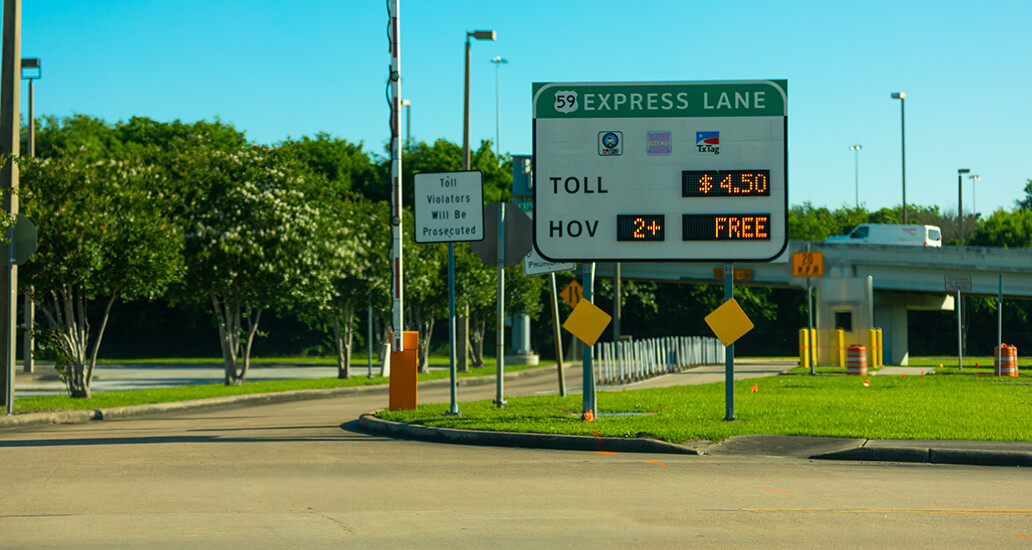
<box><xmin>21</xmin><ymin>0</ymin><xmax>1032</xmax><ymax>216</ymax></box>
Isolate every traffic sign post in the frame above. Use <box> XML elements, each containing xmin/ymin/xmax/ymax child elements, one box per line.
<box><xmin>533</xmin><ymin>80</ymin><xmax>788</xmax><ymax>263</ymax></box>
<box><xmin>413</xmin><ymin>171</ymin><xmax>485</xmax><ymax>416</ymax></box>
<box><xmin>946</xmin><ymin>274</ymin><xmax>973</xmax><ymax>372</ymax></box>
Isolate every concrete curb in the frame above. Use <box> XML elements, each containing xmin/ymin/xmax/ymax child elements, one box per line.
<box><xmin>812</xmin><ymin>445</ymin><xmax>1032</xmax><ymax>467</ymax></box>
<box><xmin>357</xmin><ymin>413</ymin><xmax>698</xmax><ymax>455</ymax></box>
<box><xmin>0</xmin><ymin>365</ymin><xmax>552</xmax><ymax>429</ymax></box>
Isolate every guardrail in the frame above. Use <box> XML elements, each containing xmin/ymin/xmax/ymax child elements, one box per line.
<box><xmin>594</xmin><ymin>336</ymin><xmax>724</xmax><ymax>385</ymax></box>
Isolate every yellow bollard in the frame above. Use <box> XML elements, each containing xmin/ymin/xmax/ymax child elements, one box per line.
<box><xmin>867</xmin><ymin>329</ymin><xmax>878</xmax><ymax>368</ymax></box>
<box><xmin>834</xmin><ymin>329</ymin><xmax>845</xmax><ymax>368</ymax></box>
<box><xmin>799</xmin><ymin>328</ymin><xmax>810</xmax><ymax>369</ymax></box>
<box><xmin>810</xmin><ymin>328</ymin><xmax>817</xmax><ymax>367</ymax></box>
<box><xmin>875</xmin><ymin>328</ymin><xmax>883</xmax><ymax>367</ymax></box>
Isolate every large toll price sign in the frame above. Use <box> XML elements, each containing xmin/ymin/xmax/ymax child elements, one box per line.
<box><xmin>532</xmin><ymin>80</ymin><xmax>787</xmax><ymax>262</ymax></box>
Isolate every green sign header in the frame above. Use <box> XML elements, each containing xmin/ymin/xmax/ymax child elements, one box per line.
<box><xmin>533</xmin><ymin>80</ymin><xmax>786</xmax><ymax>119</ymax></box>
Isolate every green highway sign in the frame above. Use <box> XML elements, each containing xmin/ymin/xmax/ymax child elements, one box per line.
<box><xmin>532</xmin><ymin>80</ymin><xmax>788</xmax><ymax>263</ymax></box>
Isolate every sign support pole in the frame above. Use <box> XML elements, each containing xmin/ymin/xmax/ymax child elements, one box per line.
<box><xmin>956</xmin><ymin>289</ymin><xmax>962</xmax><ymax>372</ymax></box>
<box><xmin>724</xmin><ymin>262</ymin><xmax>735</xmax><ymax>421</ymax></box>
<box><xmin>447</xmin><ymin>242</ymin><xmax>459</xmax><ymax>414</ymax></box>
<box><xmin>549</xmin><ymin>272</ymin><xmax>566</xmax><ymax>396</ymax></box>
<box><xmin>582</xmin><ymin>263</ymin><xmax>596</xmax><ymax>420</ymax></box>
<box><xmin>494</xmin><ymin>204</ymin><xmax>506</xmax><ymax>407</ymax></box>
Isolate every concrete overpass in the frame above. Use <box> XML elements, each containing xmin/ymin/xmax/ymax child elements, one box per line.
<box><xmin>595</xmin><ymin>241</ymin><xmax>1032</xmax><ymax>365</ymax></box>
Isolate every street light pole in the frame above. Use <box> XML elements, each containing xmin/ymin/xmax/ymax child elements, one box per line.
<box><xmin>849</xmin><ymin>144</ymin><xmax>862</xmax><ymax>207</ymax></box>
<box><xmin>463</xmin><ymin>30</ymin><xmax>495</xmax><ymax>171</ymax></box>
<box><xmin>957</xmin><ymin>168</ymin><xmax>970</xmax><ymax>246</ymax></box>
<box><xmin>969</xmin><ymin>174</ymin><xmax>981</xmax><ymax>217</ymax></box>
<box><xmin>490</xmin><ymin>56</ymin><xmax>507</xmax><ymax>158</ymax></box>
<box><xmin>891</xmin><ymin>92</ymin><xmax>907</xmax><ymax>224</ymax></box>
<box><xmin>20</xmin><ymin>56</ymin><xmax>38</xmax><ymax>375</ymax></box>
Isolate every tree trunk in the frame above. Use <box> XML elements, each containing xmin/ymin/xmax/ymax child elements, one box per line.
<box><xmin>470</xmin><ymin>311</ymin><xmax>486</xmax><ymax>367</ymax></box>
<box><xmin>331</xmin><ymin>300</ymin><xmax>356</xmax><ymax>380</ymax></box>
<box><xmin>212</xmin><ymin>290</ymin><xmax>242</xmax><ymax>385</ymax></box>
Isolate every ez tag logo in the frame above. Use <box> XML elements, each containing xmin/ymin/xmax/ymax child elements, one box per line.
<box><xmin>554</xmin><ymin>90</ymin><xmax>578</xmax><ymax>113</ymax></box>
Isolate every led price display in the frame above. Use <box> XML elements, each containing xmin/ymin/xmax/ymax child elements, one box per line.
<box><xmin>617</xmin><ymin>215</ymin><xmax>665</xmax><ymax>242</ymax></box>
<box><xmin>682</xmin><ymin>170</ymin><xmax>770</xmax><ymax>197</ymax></box>
<box><xmin>683</xmin><ymin>214</ymin><xmax>770</xmax><ymax>241</ymax></box>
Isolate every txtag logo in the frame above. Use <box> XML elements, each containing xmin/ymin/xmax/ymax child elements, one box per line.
<box><xmin>696</xmin><ymin>131</ymin><xmax>719</xmax><ymax>155</ymax></box>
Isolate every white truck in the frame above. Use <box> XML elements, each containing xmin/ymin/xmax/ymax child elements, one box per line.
<box><xmin>824</xmin><ymin>224</ymin><xmax>942</xmax><ymax>247</ymax></box>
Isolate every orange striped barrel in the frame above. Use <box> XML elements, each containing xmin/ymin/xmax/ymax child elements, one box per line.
<box><xmin>1001</xmin><ymin>344</ymin><xmax>1018</xmax><ymax>377</ymax></box>
<box><xmin>846</xmin><ymin>345</ymin><xmax>867</xmax><ymax>375</ymax></box>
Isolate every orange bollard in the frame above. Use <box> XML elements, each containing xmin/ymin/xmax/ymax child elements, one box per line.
<box><xmin>389</xmin><ymin>331</ymin><xmax>419</xmax><ymax>410</ymax></box>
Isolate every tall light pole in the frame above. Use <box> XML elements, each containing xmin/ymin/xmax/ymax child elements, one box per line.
<box><xmin>19</xmin><ymin>56</ymin><xmax>38</xmax><ymax>375</ymax></box>
<box><xmin>849</xmin><ymin>144</ymin><xmax>862</xmax><ymax>207</ymax></box>
<box><xmin>490</xmin><ymin>56</ymin><xmax>507</xmax><ymax>158</ymax></box>
<box><xmin>463</xmin><ymin>30</ymin><xmax>495</xmax><ymax>170</ymax></box>
<box><xmin>958</xmin><ymin>168</ymin><xmax>970</xmax><ymax>246</ymax></box>
<box><xmin>400</xmin><ymin>99</ymin><xmax>411</xmax><ymax>147</ymax></box>
<box><xmin>891</xmin><ymin>92</ymin><xmax>907</xmax><ymax>224</ymax></box>
<box><xmin>969</xmin><ymin>174</ymin><xmax>981</xmax><ymax>217</ymax></box>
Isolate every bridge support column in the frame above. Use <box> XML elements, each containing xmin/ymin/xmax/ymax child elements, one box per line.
<box><xmin>875</xmin><ymin>300</ymin><xmax>910</xmax><ymax>366</ymax></box>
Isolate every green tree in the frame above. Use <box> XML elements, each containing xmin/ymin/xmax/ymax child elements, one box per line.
<box><xmin>279</xmin><ymin>132</ymin><xmax>376</xmax><ymax>196</ymax></box>
<box><xmin>19</xmin><ymin>150</ymin><xmax>183</xmax><ymax>397</ymax></box>
<box><xmin>969</xmin><ymin>208</ymin><xmax>1032</xmax><ymax>248</ymax></box>
<box><xmin>1015</xmin><ymin>179</ymin><xmax>1032</xmax><ymax>211</ymax></box>
<box><xmin>173</xmin><ymin>142</ymin><xmax>340</xmax><ymax>385</ymax></box>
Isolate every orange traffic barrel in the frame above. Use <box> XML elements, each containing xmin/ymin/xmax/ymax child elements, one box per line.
<box><xmin>995</xmin><ymin>344</ymin><xmax>1018</xmax><ymax>377</ymax></box>
<box><xmin>846</xmin><ymin>345</ymin><xmax>867</xmax><ymax>375</ymax></box>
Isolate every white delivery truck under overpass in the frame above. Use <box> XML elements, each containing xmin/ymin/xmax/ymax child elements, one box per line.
<box><xmin>825</xmin><ymin>224</ymin><xmax>942</xmax><ymax>247</ymax></box>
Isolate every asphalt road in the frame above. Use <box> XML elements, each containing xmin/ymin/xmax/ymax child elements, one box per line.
<box><xmin>1</xmin><ymin>365</ymin><xmax>1031</xmax><ymax>548</ymax></box>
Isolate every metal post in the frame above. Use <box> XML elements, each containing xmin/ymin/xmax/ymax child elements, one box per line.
<box><xmin>957</xmin><ymin>168</ymin><xmax>969</xmax><ymax>246</ymax></box>
<box><xmin>462</xmin><ymin>36</ymin><xmax>471</xmax><ymax>170</ymax></box>
<box><xmin>22</xmin><ymin>70</ymin><xmax>32</xmax><ymax>374</ymax></box>
<box><xmin>1</xmin><ymin>0</ymin><xmax>21</xmax><ymax>413</ymax></box>
<box><xmin>388</xmin><ymin>0</ymin><xmax>403</xmax><ymax>353</ymax></box>
<box><xmin>807</xmin><ymin>243</ymin><xmax>815</xmax><ymax>374</ymax></box>
<box><xmin>957</xmin><ymin>289</ymin><xmax>963</xmax><ymax>371</ymax></box>
<box><xmin>613</xmin><ymin>262</ymin><xmax>621</xmax><ymax>341</ymax></box>
<box><xmin>997</xmin><ymin>274</ymin><xmax>1003</xmax><ymax>377</ymax></box>
<box><xmin>724</xmin><ymin>263</ymin><xmax>735</xmax><ymax>421</ymax></box>
<box><xmin>494</xmin><ymin>203</ymin><xmax>505</xmax><ymax>407</ymax></box>
<box><xmin>549</xmin><ymin>272</ymin><xmax>566</xmax><ymax>396</ymax></box>
<box><xmin>447</xmin><ymin>242</ymin><xmax>458</xmax><ymax>414</ymax></box>
<box><xmin>367</xmin><ymin>293</ymin><xmax>373</xmax><ymax>378</ymax></box>
<box><xmin>582</xmin><ymin>263</ymin><xmax>596</xmax><ymax>419</ymax></box>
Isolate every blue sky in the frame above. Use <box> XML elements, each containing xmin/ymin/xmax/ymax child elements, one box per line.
<box><xmin>21</xmin><ymin>0</ymin><xmax>1032</xmax><ymax>216</ymax></box>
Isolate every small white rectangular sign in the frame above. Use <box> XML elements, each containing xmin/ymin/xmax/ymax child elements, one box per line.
<box><xmin>414</xmin><ymin>171</ymin><xmax>484</xmax><ymax>243</ymax></box>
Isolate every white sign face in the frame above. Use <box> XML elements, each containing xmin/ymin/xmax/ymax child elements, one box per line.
<box><xmin>533</xmin><ymin>80</ymin><xmax>788</xmax><ymax>262</ymax></box>
<box><xmin>414</xmin><ymin>171</ymin><xmax>484</xmax><ymax>243</ymax></box>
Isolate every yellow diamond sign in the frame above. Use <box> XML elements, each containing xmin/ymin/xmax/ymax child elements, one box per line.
<box><xmin>704</xmin><ymin>298</ymin><xmax>754</xmax><ymax>347</ymax></box>
<box><xmin>562</xmin><ymin>300</ymin><xmax>612</xmax><ymax>347</ymax></box>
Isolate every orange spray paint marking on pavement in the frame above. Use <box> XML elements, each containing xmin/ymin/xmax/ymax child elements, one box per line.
<box><xmin>762</xmin><ymin>488</ymin><xmax>793</xmax><ymax>494</ymax></box>
<box><xmin>1015</xmin><ymin>535</ymin><xmax>1032</xmax><ymax>540</ymax></box>
<box><xmin>594</xmin><ymin>451</ymin><xmax>618</xmax><ymax>455</ymax></box>
<box><xmin>645</xmin><ymin>460</ymin><xmax>667</xmax><ymax>466</ymax></box>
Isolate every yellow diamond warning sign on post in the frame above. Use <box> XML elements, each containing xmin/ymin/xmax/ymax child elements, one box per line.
<box><xmin>704</xmin><ymin>298</ymin><xmax>755</xmax><ymax>347</ymax></box>
<box><xmin>791</xmin><ymin>251</ymin><xmax>824</xmax><ymax>277</ymax></box>
<box><xmin>559</xmin><ymin>280</ymin><xmax>583</xmax><ymax>308</ymax></box>
<box><xmin>562</xmin><ymin>300</ymin><xmax>612</xmax><ymax>347</ymax></box>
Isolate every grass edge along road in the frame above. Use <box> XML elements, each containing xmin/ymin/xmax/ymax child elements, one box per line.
<box><xmin>378</xmin><ymin>373</ymin><xmax>1032</xmax><ymax>444</ymax></box>
<box><xmin>12</xmin><ymin>359</ymin><xmax>543</xmax><ymax>413</ymax></box>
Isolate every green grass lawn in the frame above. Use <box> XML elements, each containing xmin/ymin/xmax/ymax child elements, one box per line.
<box><xmin>14</xmin><ymin>360</ymin><xmax>546</xmax><ymax>413</ymax></box>
<box><xmin>378</xmin><ymin>373</ymin><xmax>1032</xmax><ymax>443</ymax></box>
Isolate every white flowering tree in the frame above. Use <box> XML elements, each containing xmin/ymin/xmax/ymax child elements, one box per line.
<box><xmin>19</xmin><ymin>151</ymin><xmax>183</xmax><ymax>398</ymax></box>
<box><xmin>176</xmin><ymin>143</ymin><xmax>345</xmax><ymax>385</ymax></box>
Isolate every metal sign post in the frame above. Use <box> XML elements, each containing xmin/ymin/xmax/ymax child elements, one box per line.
<box><xmin>945</xmin><ymin>274</ymin><xmax>972</xmax><ymax>372</ymax></box>
<box><xmin>724</xmin><ymin>262</ymin><xmax>735</xmax><ymax>421</ymax></box>
<box><xmin>413</xmin><ymin>171</ymin><xmax>485</xmax><ymax>414</ymax></box>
